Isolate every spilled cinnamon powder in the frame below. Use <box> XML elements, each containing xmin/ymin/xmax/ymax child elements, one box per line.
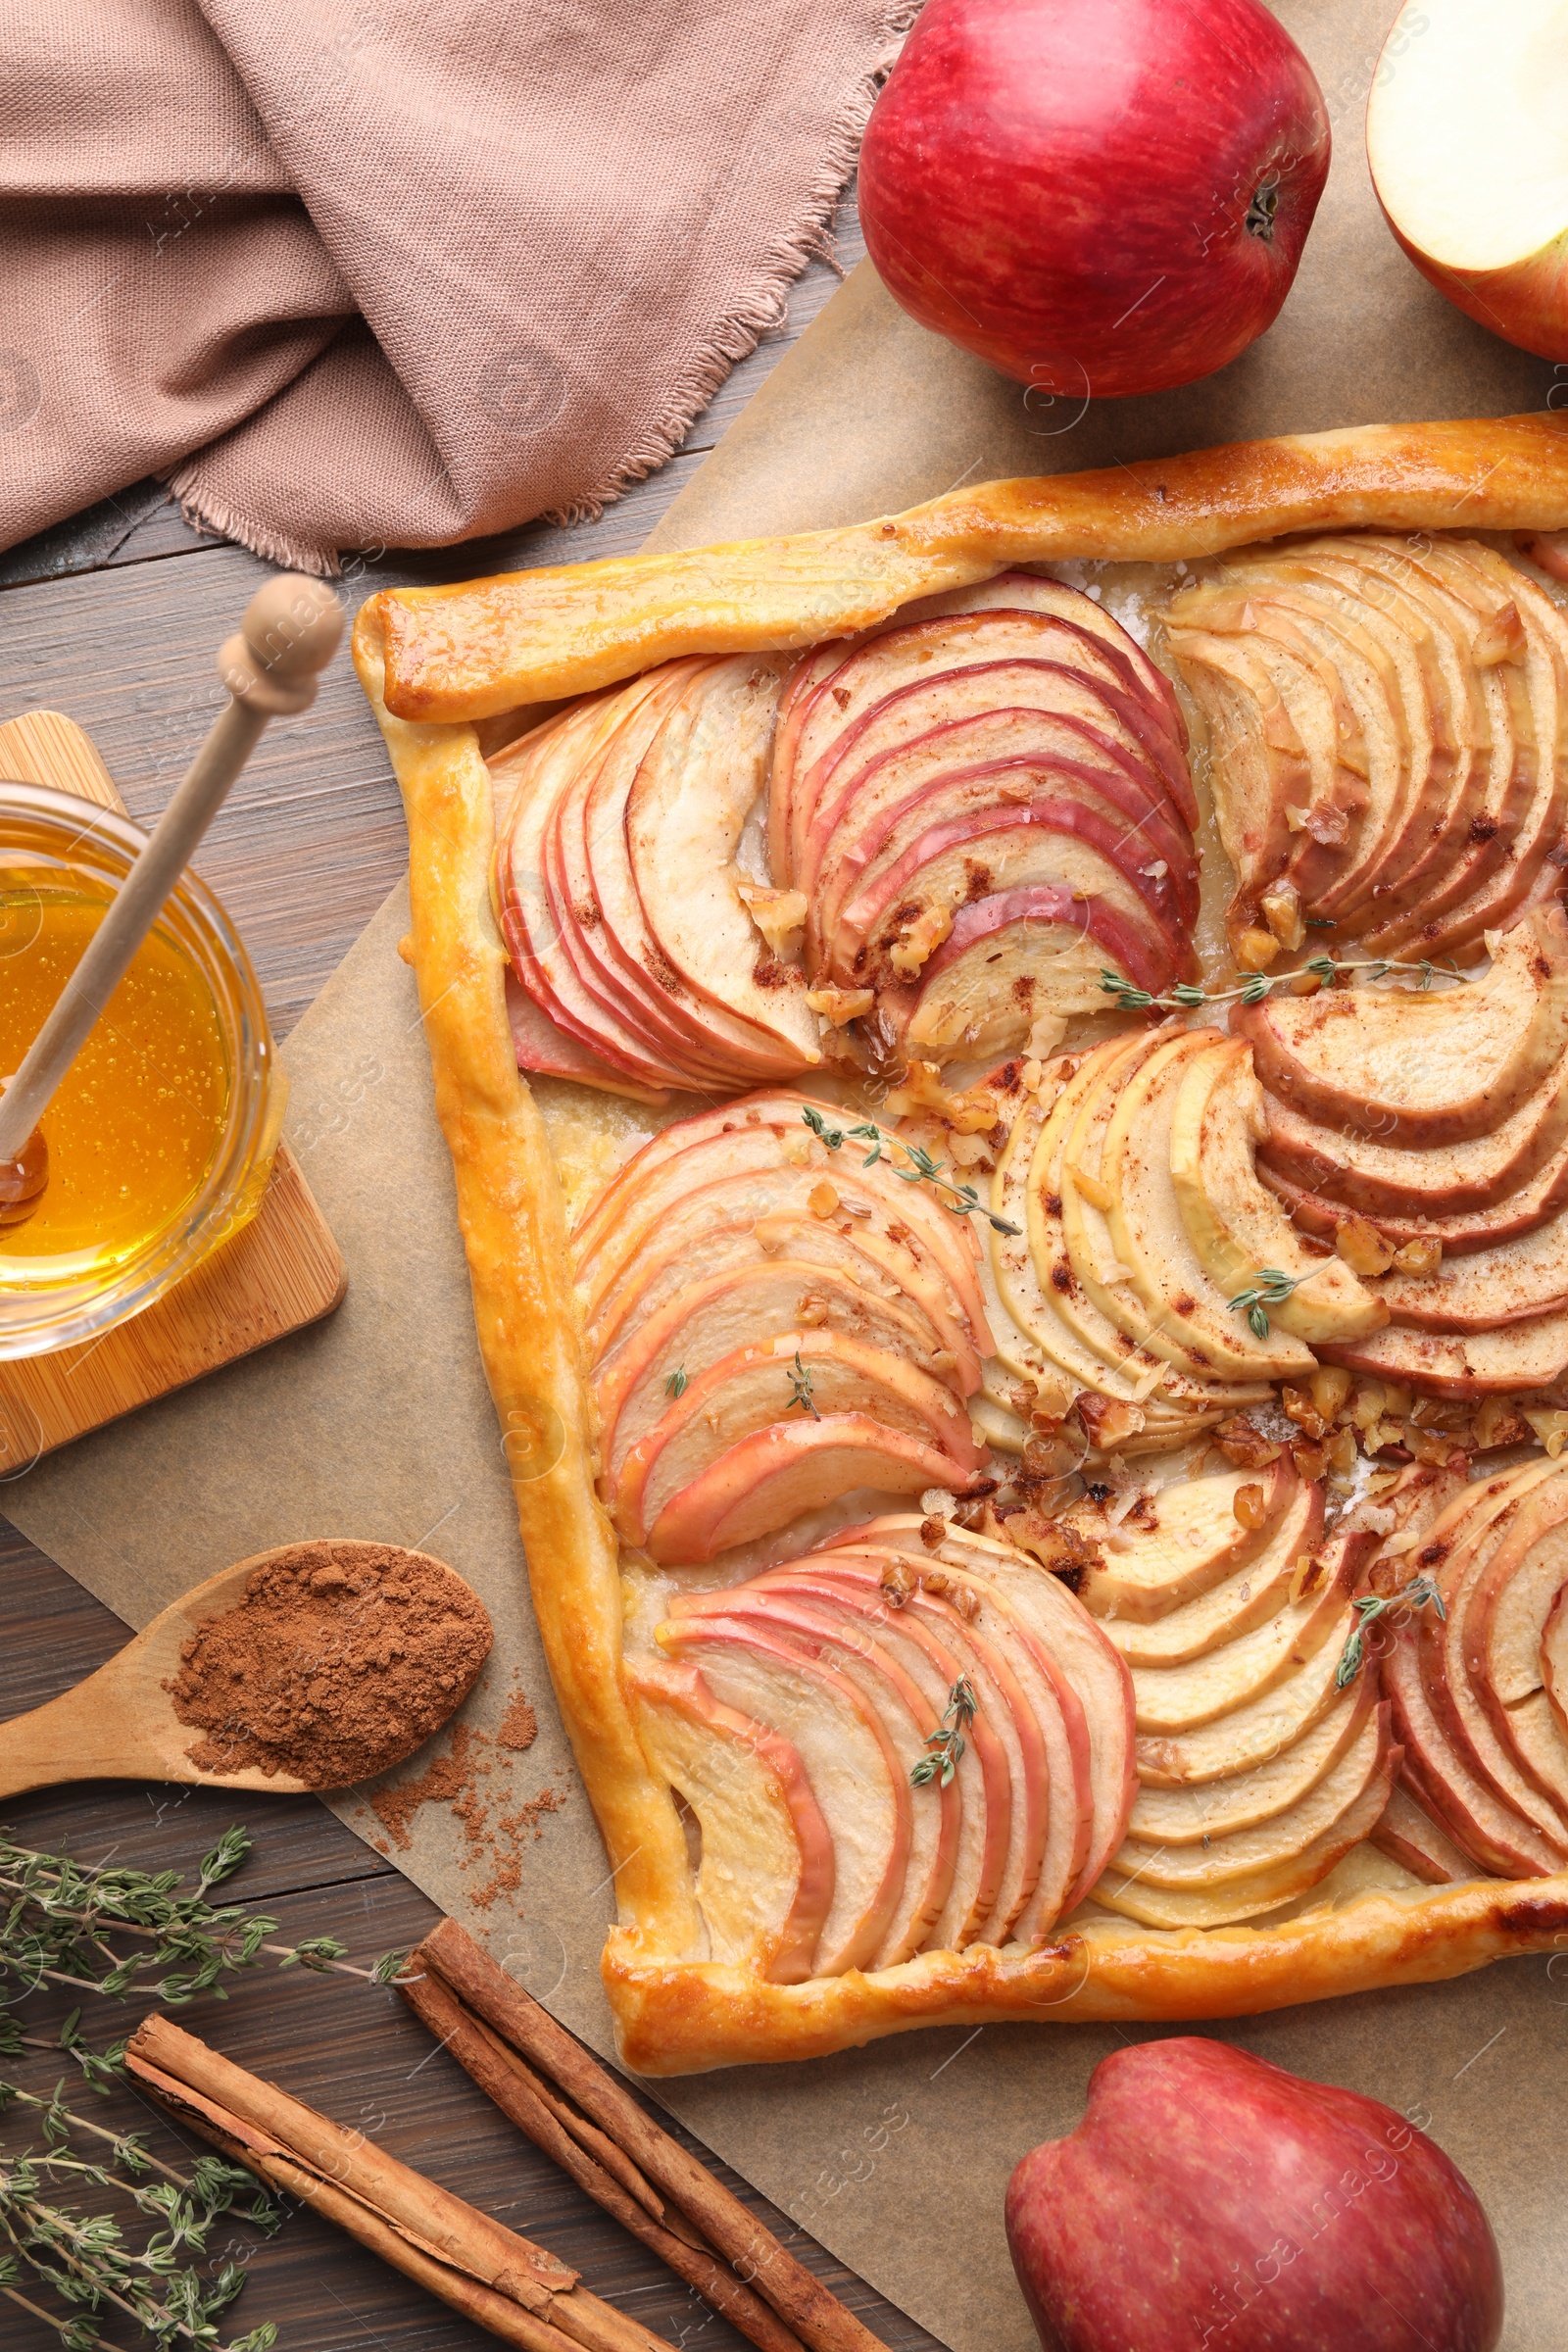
<box><xmin>368</xmin><ymin>1678</ymin><xmax>565</xmax><ymax>1909</ymax></box>
<box><xmin>167</xmin><ymin>1541</ymin><xmax>492</xmax><ymax>1788</ymax></box>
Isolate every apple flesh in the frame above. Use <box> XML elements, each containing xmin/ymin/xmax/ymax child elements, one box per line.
<box><xmin>1369</xmin><ymin>0</ymin><xmax>1568</xmax><ymax>362</ymax></box>
<box><xmin>1005</xmin><ymin>2038</ymin><xmax>1503</xmax><ymax>2352</ymax></box>
<box><xmin>859</xmin><ymin>0</ymin><xmax>1331</xmax><ymax>401</ymax></box>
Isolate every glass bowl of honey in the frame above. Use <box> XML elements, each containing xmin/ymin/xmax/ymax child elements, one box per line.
<box><xmin>0</xmin><ymin>781</ymin><xmax>284</xmax><ymax>1357</ymax></box>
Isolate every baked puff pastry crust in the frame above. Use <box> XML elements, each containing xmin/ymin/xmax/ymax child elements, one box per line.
<box><xmin>356</xmin><ymin>416</ymin><xmax>1568</xmax><ymax>2078</ymax></box>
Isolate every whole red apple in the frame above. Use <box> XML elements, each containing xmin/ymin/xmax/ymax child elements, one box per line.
<box><xmin>859</xmin><ymin>0</ymin><xmax>1331</xmax><ymax>401</ymax></box>
<box><xmin>1004</xmin><ymin>2037</ymin><xmax>1503</xmax><ymax>2351</ymax></box>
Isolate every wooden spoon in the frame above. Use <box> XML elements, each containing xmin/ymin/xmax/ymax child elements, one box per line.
<box><xmin>0</xmin><ymin>1541</ymin><xmax>481</xmax><ymax>1799</ymax></box>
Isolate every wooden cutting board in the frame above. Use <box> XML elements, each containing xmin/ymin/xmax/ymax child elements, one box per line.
<box><xmin>0</xmin><ymin>709</ymin><xmax>346</xmax><ymax>1475</ymax></box>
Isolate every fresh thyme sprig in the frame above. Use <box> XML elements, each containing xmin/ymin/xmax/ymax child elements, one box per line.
<box><xmin>664</xmin><ymin>1366</ymin><xmax>688</xmax><ymax>1399</ymax></box>
<box><xmin>910</xmin><ymin>1676</ymin><xmax>978</xmax><ymax>1789</ymax></box>
<box><xmin>800</xmin><ymin>1106</ymin><xmax>1022</xmax><ymax>1238</ymax></box>
<box><xmin>0</xmin><ymin>1830</ymin><xmax>414</xmax><ymax>2006</ymax></box>
<box><xmin>1226</xmin><ymin>1267</ymin><xmax>1316</xmax><ymax>1341</ymax></box>
<box><xmin>1336</xmin><ymin>1574</ymin><xmax>1446</xmax><ymax>1689</ymax></box>
<box><xmin>1099</xmin><ymin>953</ymin><xmax>1467</xmax><ymax>1015</ymax></box>
<box><xmin>785</xmin><ymin>1352</ymin><xmax>820</xmax><ymax>1420</ymax></box>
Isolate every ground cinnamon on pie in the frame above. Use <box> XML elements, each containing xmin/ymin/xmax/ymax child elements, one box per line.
<box><xmin>166</xmin><ymin>1540</ymin><xmax>492</xmax><ymax>1787</ymax></box>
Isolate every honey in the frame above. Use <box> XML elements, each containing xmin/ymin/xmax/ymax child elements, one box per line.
<box><xmin>0</xmin><ymin>873</ymin><xmax>229</xmax><ymax>1281</ymax></box>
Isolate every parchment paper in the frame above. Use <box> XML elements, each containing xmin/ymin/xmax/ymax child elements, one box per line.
<box><xmin>13</xmin><ymin>3</ymin><xmax>1568</xmax><ymax>2343</ymax></box>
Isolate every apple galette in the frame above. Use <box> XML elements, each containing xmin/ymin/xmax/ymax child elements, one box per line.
<box><xmin>357</xmin><ymin>414</ymin><xmax>1568</xmax><ymax>2074</ymax></box>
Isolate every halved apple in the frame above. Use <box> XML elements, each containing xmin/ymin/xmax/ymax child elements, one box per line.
<box><xmin>1168</xmin><ymin>1039</ymin><xmax>1387</xmax><ymax>1345</ymax></box>
<box><xmin>1129</xmin><ymin>1677</ymin><xmax>1375</xmax><ymax>1846</ymax></box>
<box><xmin>1368</xmin><ymin>0</ymin><xmax>1568</xmax><ymax>365</ymax></box>
<box><xmin>1236</xmin><ymin>906</ymin><xmax>1568</xmax><ymax>1149</ymax></box>
<box><xmin>1077</xmin><ymin>1460</ymin><xmax>1297</xmax><ymax>1623</ymax></box>
<box><xmin>656</xmin><ymin>1615</ymin><xmax>910</xmax><ymax>1975</ymax></box>
<box><xmin>625</xmin><ymin>1656</ymin><xmax>835</xmax><ymax>1981</ymax></box>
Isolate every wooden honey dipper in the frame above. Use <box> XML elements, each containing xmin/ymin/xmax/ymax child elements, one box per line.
<box><xmin>0</xmin><ymin>575</ymin><xmax>343</xmax><ymax>1223</ymax></box>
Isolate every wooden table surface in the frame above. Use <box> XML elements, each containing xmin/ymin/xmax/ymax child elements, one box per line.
<box><xmin>0</xmin><ymin>200</ymin><xmax>947</xmax><ymax>2352</ymax></box>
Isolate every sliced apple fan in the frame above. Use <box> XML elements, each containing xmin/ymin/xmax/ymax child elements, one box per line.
<box><xmin>491</xmin><ymin>577</ymin><xmax>1199</xmax><ymax>1089</ymax></box>
<box><xmin>1165</xmin><ymin>532</ymin><xmax>1568</xmax><ymax>965</ymax></box>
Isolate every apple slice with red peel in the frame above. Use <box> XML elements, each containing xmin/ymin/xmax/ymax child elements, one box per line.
<box><xmin>1133</xmin><ymin>1623</ymin><xmax>1356</xmax><ymax>1789</ymax></box>
<box><xmin>668</xmin><ymin>1564</ymin><xmax>1011</xmax><ymax>1949</ymax></box>
<box><xmin>1370</xmin><ymin>1781</ymin><xmax>1476</xmax><ymax>1886</ymax></box>
<box><xmin>1078</xmin><ymin>1461</ymin><xmax>1296</xmax><ymax>1624</ymax></box>
<box><xmin>495</xmin><ymin>694</ymin><xmax>692</xmax><ymax>1091</ymax></box>
<box><xmin>595</xmin><ymin>1262</ymin><xmax>964</xmax><ymax>1482</ymax></box>
<box><xmin>1129</xmin><ymin>1534</ymin><xmax>1366</xmax><ymax>1735</ymax></box>
<box><xmin>758</xmin><ymin>1557</ymin><xmax>1050</xmax><ymax>1946</ymax></box>
<box><xmin>1129</xmin><ymin>1677</ymin><xmax>1376</xmax><ymax>1847</ymax></box>
<box><xmin>571</xmin><ymin>1094</ymin><xmax>991</xmax><ymax>1349</ymax></box>
<box><xmin>1113</xmin><ymin>1698</ymin><xmax>1390</xmax><ymax>1888</ymax></box>
<box><xmin>1098</xmin><ymin>1477</ymin><xmax>1323</xmax><ymax>1669</ymax></box>
<box><xmin>583</xmin><ymin>1179</ymin><xmax>985</xmax><ymax>1383</ymax></box>
<box><xmin>1234</xmin><ymin>906</ymin><xmax>1568</xmax><ymax>1150</ymax></box>
<box><xmin>644</xmin><ymin>1415</ymin><xmax>975</xmax><ymax>1566</ymax></box>
<box><xmin>904</xmin><ymin>888</ymin><xmax>1174</xmax><ymax>1062</ymax></box>
<box><xmin>835</xmin><ymin>807</ymin><xmax>1187</xmax><ymax>985</ymax></box>
<box><xmin>786</xmin><ymin>612</ymin><xmax>1191</xmax><ymax>877</ymax></box>
<box><xmin>1314</xmin><ymin>1314</ymin><xmax>1568</xmax><ymax>1399</ymax></box>
<box><xmin>1375</xmin><ymin>1202</ymin><xmax>1568</xmax><ymax>1334</ymax></box>
<box><xmin>624</xmin><ymin>1657</ymin><xmax>834</xmax><ymax>1981</ymax></box>
<box><xmin>655</xmin><ymin>1615</ymin><xmax>910</xmax><ymax>1976</ymax></box>
<box><xmin>1454</xmin><ymin>1473</ymin><xmax>1568</xmax><ymax>1818</ymax></box>
<box><xmin>503</xmin><ymin>968</ymin><xmax>671</xmax><ymax>1103</ymax></box>
<box><xmin>1093</xmin><ymin>1710</ymin><xmax>1400</xmax><ymax>1930</ymax></box>
<box><xmin>1259</xmin><ymin>1136</ymin><xmax>1568</xmax><ymax>1259</ymax></box>
<box><xmin>808</xmin><ymin>699</ymin><xmax>1197</xmax><ymax>957</ymax></box>
<box><xmin>1383</xmin><ymin>1620</ymin><xmax>1562</xmax><ymax>1877</ymax></box>
<box><xmin>1168</xmin><ymin>1039</ymin><xmax>1387</xmax><ymax>1345</ymax></box>
<box><xmin>849</xmin><ymin>1515</ymin><xmax>1136</xmax><ymax>1913</ymax></box>
<box><xmin>904</xmin><ymin>574</ymin><xmax>1191</xmax><ymax>788</ymax></box>
<box><xmin>625</xmin><ymin>655</ymin><xmax>819</xmax><ymax>1068</ymax></box>
<box><xmin>677</xmin><ymin>1589</ymin><xmax>961</xmax><ymax>1967</ymax></box>
<box><xmin>769</xmin><ymin>1552</ymin><xmax>1079</xmax><ymax>1945</ymax></box>
<box><xmin>1096</xmin><ymin>1029</ymin><xmax>1318</xmax><ymax>1384</ymax></box>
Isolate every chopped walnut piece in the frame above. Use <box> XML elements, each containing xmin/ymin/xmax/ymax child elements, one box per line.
<box><xmin>1025</xmin><ymin>1009</ymin><xmax>1068</xmax><ymax>1062</ymax></box>
<box><xmin>1325</xmin><ymin>1427</ymin><xmax>1358</xmax><ymax>1478</ymax></box>
<box><xmin>880</xmin><ymin>1559</ymin><xmax>918</xmax><ymax>1604</ymax></box>
<box><xmin>795</xmin><ymin>1294</ymin><xmax>831</xmax><ymax>1327</ymax></box>
<box><xmin>888</xmin><ymin>903</ymin><xmax>955</xmax><ymax>978</ymax></box>
<box><xmin>1524</xmin><ymin>1407</ymin><xmax>1568</xmax><ymax>1459</ymax></box>
<box><xmin>1336</xmin><ymin>1214</ymin><xmax>1396</xmax><ymax>1276</ymax></box>
<box><xmin>923</xmin><ymin>1571</ymin><xmax>981</xmax><ymax>1621</ymax></box>
<box><xmin>1392</xmin><ymin>1235</ymin><xmax>1443</xmax><ymax>1278</ymax></box>
<box><xmin>1260</xmin><ymin>878</ymin><xmax>1305</xmax><ymax>952</ymax></box>
<box><xmin>735</xmin><ymin>880</ymin><xmax>808</xmax><ymax>953</ymax></box>
<box><xmin>1473</xmin><ymin>1397</ymin><xmax>1528</xmax><ymax>1452</ymax></box>
<box><xmin>883</xmin><ymin>1059</ymin><xmax>1000</xmax><ymax>1132</ymax></box>
<box><xmin>1233</xmin><ymin>1482</ymin><xmax>1268</xmax><ymax>1531</ymax></box>
<box><xmin>1472</xmin><ymin>600</ymin><xmax>1528</xmax><ymax>667</ymax></box>
<box><xmin>1309</xmin><ymin>1365</ymin><xmax>1352</xmax><ymax>1421</ymax></box>
<box><xmin>919</xmin><ymin>1518</ymin><xmax>947</xmax><ymax>1551</ymax></box>
<box><xmin>806</xmin><ymin>985</ymin><xmax>875</xmax><ymax>1026</ymax></box>
<box><xmin>1007</xmin><ymin>1510</ymin><xmax>1103</xmax><ymax>1581</ymax></box>
<box><xmin>1281</xmin><ymin>1385</ymin><xmax>1329</xmax><ymax>1441</ymax></box>
<box><xmin>1236</xmin><ymin>925</ymin><xmax>1281</xmax><ymax>972</ymax></box>
<box><xmin>1076</xmin><ymin>1394</ymin><xmax>1146</xmax><ymax>1450</ymax></box>
<box><xmin>1289</xmin><ymin>1550</ymin><xmax>1327</xmax><ymax>1604</ymax></box>
<box><xmin>808</xmin><ymin>1179</ymin><xmax>839</xmax><ymax>1217</ymax></box>
<box><xmin>780</xmin><ymin>1130</ymin><xmax>811</xmax><ymax>1167</ymax></box>
<box><xmin>1291</xmin><ymin>1439</ymin><xmax>1329</xmax><ymax>1483</ymax></box>
<box><xmin>1405</xmin><ymin>1427</ymin><xmax>1457</xmax><ymax>1467</ymax></box>
<box><xmin>1214</xmin><ymin>1414</ymin><xmax>1284</xmax><ymax>1469</ymax></box>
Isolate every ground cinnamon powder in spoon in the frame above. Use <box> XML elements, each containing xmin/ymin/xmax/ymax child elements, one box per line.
<box><xmin>166</xmin><ymin>1540</ymin><xmax>492</xmax><ymax>1787</ymax></box>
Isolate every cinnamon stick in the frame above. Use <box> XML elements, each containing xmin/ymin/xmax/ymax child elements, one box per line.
<box><xmin>402</xmin><ymin>1960</ymin><xmax>808</xmax><ymax>2352</ymax></box>
<box><xmin>124</xmin><ymin>2014</ymin><xmax>674</xmax><ymax>2352</ymax></box>
<box><xmin>408</xmin><ymin>1920</ymin><xmax>887</xmax><ymax>2352</ymax></box>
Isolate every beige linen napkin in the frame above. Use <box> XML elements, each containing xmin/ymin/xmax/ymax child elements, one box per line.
<box><xmin>0</xmin><ymin>0</ymin><xmax>906</xmax><ymax>570</ymax></box>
